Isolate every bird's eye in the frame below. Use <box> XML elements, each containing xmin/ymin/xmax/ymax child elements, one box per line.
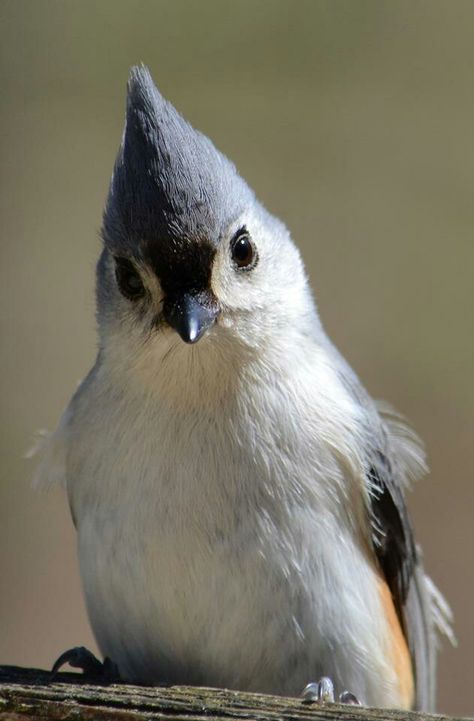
<box><xmin>230</xmin><ymin>229</ymin><xmax>257</xmax><ymax>270</ymax></box>
<box><xmin>114</xmin><ymin>258</ymin><xmax>145</xmax><ymax>301</ymax></box>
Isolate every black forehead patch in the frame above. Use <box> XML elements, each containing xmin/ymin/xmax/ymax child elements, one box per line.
<box><xmin>145</xmin><ymin>235</ymin><xmax>216</xmax><ymax>297</ymax></box>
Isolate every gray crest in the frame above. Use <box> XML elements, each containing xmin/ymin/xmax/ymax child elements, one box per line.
<box><xmin>102</xmin><ymin>66</ymin><xmax>253</xmax><ymax>258</ymax></box>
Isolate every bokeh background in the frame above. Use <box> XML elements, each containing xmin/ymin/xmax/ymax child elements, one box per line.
<box><xmin>1</xmin><ymin>1</ymin><xmax>473</xmax><ymax>715</ymax></box>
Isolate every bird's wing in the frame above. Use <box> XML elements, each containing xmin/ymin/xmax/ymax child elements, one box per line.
<box><xmin>31</xmin><ymin>368</ymin><xmax>97</xmax><ymax>497</ymax></box>
<box><xmin>327</xmin><ymin>341</ymin><xmax>453</xmax><ymax>711</ymax></box>
<box><xmin>31</xmin><ymin>407</ymin><xmax>72</xmax><ymax>490</ymax></box>
<box><xmin>368</xmin><ymin>406</ymin><xmax>454</xmax><ymax>712</ymax></box>
<box><xmin>367</xmin><ymin>411</ymin><xmax>433</xmax><ymax>711</ymax></box>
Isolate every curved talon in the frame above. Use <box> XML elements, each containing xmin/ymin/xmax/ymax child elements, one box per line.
<box><xmin>339</xmin><ymin>690</ymin><xmax>361</xmax><ymax>705</ymax></box>
<box><xmin>301</xmin><ymin>677</ymin><xmax>335</xmax><ymax>704</ymax></box>
<box><xmin>302</xmin><ymin>682</ymin><xmax>319</xmax><ymax>704</ymax></box>
<box><xmin>51</xmin><ymin>646</ymin><xmax>104</xmax><ymax>680</ymax></box>
<box><xmin>102</xmin><ymin>656</ymin><xmax>121</xmax><ymax>683</ymax></box>
<box><xmin>317</xmin><ymin>677</ymin><xmax>335</xmax><ymax>703</ymax></box>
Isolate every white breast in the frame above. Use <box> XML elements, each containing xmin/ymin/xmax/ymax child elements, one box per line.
<box><xmin>60</xmin><ymin>341</ymin><xmax>405</xmax><ymax>706</ymax></box>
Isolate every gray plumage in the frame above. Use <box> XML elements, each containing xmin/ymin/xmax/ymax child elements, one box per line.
<box><xmin>36</xmin><ymin>65</ymin><xmax>453</xmax><ymax>711</ymax></box>
<box><xmin>103</xmin><ymin>66</ymin><xmax>253</xmax><ymax>255</ymax></box>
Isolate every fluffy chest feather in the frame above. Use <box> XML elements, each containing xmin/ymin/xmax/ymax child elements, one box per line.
<box><xmin>58</xmin><ymin>348</ymin><xmax>405</xmax><ymax>704</ymax></box>
<box><xmin>72</xmin><ymin>400</ymin><xmax>362</xmax><ymax>690</ymax></box>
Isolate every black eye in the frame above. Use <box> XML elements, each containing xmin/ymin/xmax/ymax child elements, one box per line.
<box><xmin>115</xmin><ymin>258</ymin><xmax>145</xmax><ymax>300</ymax></box>
<box><xmin>230</xmin><ymin>229</ymin><xmax>257</xmax><ymax>270</ymax></box>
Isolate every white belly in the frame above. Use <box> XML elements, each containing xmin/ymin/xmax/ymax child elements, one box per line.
<box><xmin>76</xmin><ymin>464</ymin><xmax>400</xmax><ymax>705</ymax></box>
<box><xmin>68</xmin><ymin>363</ymin><xmax>404</xmax><ymax>706</ymax></box>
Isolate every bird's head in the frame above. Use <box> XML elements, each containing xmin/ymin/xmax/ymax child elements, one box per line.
<box><xmin>98</xmin><ymin>66</ymin><xmax>313</xmax><ymax>372</ymax></box>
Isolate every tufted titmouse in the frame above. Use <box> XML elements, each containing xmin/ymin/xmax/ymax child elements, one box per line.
<box><xmin>37</xmin><ymin>66</ymin><xmax>453</xmax><ymax>710</ymax></box>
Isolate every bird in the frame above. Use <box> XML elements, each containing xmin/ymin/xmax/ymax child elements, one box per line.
<box><xmin>36</xmin><ymin>65</ymin><xmax>453</xmax><ymax>711</ymax></box>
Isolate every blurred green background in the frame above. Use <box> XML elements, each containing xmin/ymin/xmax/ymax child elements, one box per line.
<box><xmin>1</xmin><ymin>0</ymin><xmax>473</xmax><ymax>714</ymax></box>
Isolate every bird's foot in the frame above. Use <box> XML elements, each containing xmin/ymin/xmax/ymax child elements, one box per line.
<box><xmin>51</xmin><ymin>646</ymin><xmax>121</xmax><ymax>684</ymax></box>
<box><xmin>301</xmin><ymin>677</ymin><xmax>361</xmax><ymax>705</ymax></box>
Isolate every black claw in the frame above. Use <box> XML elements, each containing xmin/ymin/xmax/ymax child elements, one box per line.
<box><xmin>51</xmin><ymin>646</ymin><xmax>120</xmax><ymax>683</ymax></box>
<box><xmin>339</xmin><ymin>691</ymin><xmax>361</xmax><ymax>705</ymax></box>
<box><xmin>102</xmin><ymin>657</ymin><xmax>121</xmax><ymax>683</ymax></box>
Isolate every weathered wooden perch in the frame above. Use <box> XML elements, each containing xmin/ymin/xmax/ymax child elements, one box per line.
<box><xmin>0</xmin><ymin>666</ymin><xmax>470</xmax><ymax>721</ymax></box>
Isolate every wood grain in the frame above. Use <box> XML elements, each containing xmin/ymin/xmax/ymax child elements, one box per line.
<box><xmin>0</xmin><ymin>666</ymin><xmax>470</xmax><ymax>721</ymax></box>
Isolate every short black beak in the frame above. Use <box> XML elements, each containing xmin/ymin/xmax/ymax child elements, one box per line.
<box><xmin>163</xmin><ymin>293</ymin><xmax>218</xmax><ymax>344</ymax></box>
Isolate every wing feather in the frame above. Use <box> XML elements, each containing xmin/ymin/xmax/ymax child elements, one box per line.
<box><xmin>327</xmin><ymin>340</ymin><xmax>452</xmax><ymax>711</ymax></box>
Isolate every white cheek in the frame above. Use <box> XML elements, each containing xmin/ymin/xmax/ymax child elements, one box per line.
<box><xmin>211</xmin><ymin>247</ymin><xmax>263</xmax><ymax>312</ymax></box>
